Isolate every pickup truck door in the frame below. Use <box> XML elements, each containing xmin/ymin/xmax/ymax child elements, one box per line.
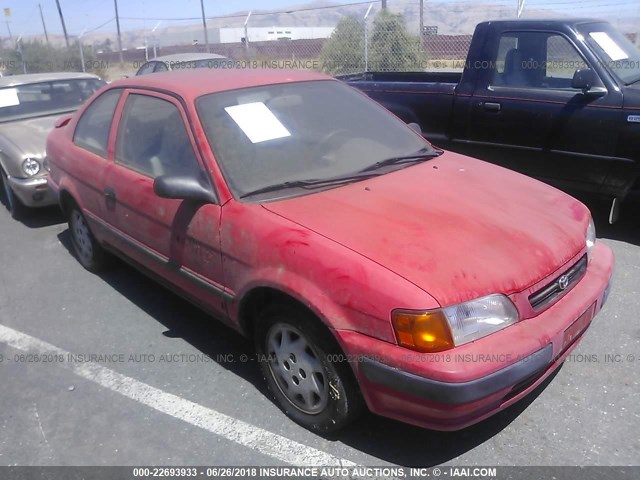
<box><xmin>102</xmin><ymin>90</ymin><xmax>227</xmax><ymax>315</ymax></box>
<box><xmin>65</xmin><ymin>88</ymin><xmax>122</xmax><ymax>236</ymax></box>
<box><xmin>463</xmin><ymin>30</ymin><xmax>624</xmax><ymax>193</ymax></box>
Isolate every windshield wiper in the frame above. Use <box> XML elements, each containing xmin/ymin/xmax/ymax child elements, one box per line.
<box><xmin>239</xmin><ymin>172</ymin><xmax>380</xmax><ymax>199</ymax></box>
<box><xmin>359</xmin><ymin>148</ymin><xmax>444</xmax><ymax>173</ymax></box>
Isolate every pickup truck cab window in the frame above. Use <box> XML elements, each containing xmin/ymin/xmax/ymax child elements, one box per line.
<box><xmin>73</xmin><ymin>88</ymin><xmax>121</xmax><ymax>158</ymax></box>
<box><xmin>493</xmin><ymin>32</ymin><xmax>588</xmax><ymax>89</ymax></box>
<box><xmin>115</xmin><ymin>93</ymin><xmax>201</xmax><ymax>178</ymax></box>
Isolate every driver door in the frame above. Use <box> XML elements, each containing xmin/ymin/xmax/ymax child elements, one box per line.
<box><xmin>103</xmin><ymin>90</ymin><xmax>226</xmax><ymax>314</ymax></box>
<box><xmin>467</xmin><ymin>31</ymin><xmax>623</xmax><ymax>190</ymax></box>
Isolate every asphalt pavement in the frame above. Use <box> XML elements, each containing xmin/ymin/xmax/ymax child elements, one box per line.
<box><xmin>0</xmin><ymin>193</ymin><xmax>638</xmax><ymax>468</ymax></box>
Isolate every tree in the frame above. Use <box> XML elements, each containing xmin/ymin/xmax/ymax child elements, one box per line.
<box><xmin>319</xmin><ymin>16</ymin><xmax>364</xmax><ymax>75</ymax></box>
<box><xmin>1</xmin><ymin>40</ymin><xmax>105</xmax><ymax>77</ymax></box>
<box><xmin>369</xmin><ymin>11</ymin><xmax>424</xmax><ymax>72</ymax></box>
<box><xmin>319</xmin><ymin>11</ymin><xmax>425</xmax><ymax>75</ymax></box>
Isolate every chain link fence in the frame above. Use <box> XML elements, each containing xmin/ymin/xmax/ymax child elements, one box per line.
<box><xmin>3</xmin><ymin>0</ymin><xmax>638</xmax><ymax>78</ymax></box>
<box><xmin>185</xmin><ymin>0</ymin><xmax>638</xmax><ymax>75</ymax></box>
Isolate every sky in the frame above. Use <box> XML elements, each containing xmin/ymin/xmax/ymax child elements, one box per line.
<box><xmin>1</xmin><ymin>0</ymin><xmax>638</xmax><ymax>38</ymax></box>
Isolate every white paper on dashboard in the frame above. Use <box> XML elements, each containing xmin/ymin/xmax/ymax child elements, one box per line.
<box><xmin>225</xmin><ymin>102</ymin><xmax>291</xmax><ymax>143</ymax></box>
<box><xmin>0</xmin><ymin>88</ymin><xmax>20</xmax><ymax>108</ymax></box>
<box><xmin>589</xmin><ymin>32</ymin><xmax>628</xmax><ymax>61</ymax></box>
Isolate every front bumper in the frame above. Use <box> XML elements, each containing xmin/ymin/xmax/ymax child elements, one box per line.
<box><xmin>7</xmin><ymin>175</ymin><xmax>57</xmax><ymax>208</ymax></box>
<box><xmin>337</xmin><ymin>242</ymin><xmax>614</xmax><ymax>431</ymax></box>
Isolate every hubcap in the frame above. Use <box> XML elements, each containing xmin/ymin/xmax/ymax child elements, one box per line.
<box><xmin>266</xmin><ymin>324</ymin><xmax>329</xmax><ymax>415</ymax></box>
<box><xmin>70</xmin><ymin>210</ymin><xmax>93</xmax><ymax>264</ymax></box>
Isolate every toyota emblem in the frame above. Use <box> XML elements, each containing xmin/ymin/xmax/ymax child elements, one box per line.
<box><xmin>558</xmin><ymin>275</ymin><xmax>570</xmax><ymax>291</ymax></box>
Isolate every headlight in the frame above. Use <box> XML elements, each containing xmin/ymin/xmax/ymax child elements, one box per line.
<box><xmin>586</xmin><ymin>216</ymin><xmax>596</xmax><ymax>262</ymax></box>
<box><xmin>392</xmin><ymin>294</ymin><xmax>519</xmax><ymax>353</ymax></box>
<box><xmin>22</xmin><ymin>158</ymin><xmax>41</xmax><ymax>177</ymax></box>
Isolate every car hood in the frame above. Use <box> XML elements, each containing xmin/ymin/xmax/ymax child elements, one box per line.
<box><xmin>0</xmin><ymin>115</ymin><xmax>58</xmax><ymax>161</ymax></box>
<box><xmin>263</xmin><ymin>152</ymin><xmax>589</xmax><ymax>307</ymax></box>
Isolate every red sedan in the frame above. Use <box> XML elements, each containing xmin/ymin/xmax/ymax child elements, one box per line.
<box><xmin>46</xmin><ymin>69</ymin><xmax>614</xmax><ymax>433</ymax></box>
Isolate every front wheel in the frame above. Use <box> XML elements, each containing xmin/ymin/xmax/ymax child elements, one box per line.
<box><xmin>255</xmin><ymin>303</ymin><xmax>364</xmax><ymax>433</ymax></box>
<box><xmin>68</xmin><ymin>207</ymin><xmax>108</xmax><ymax>272</ymax></box>
<box><xmin>0</xmin><ymin>168</ymin><xmax>27</xmax><ymax>220</ymax></box>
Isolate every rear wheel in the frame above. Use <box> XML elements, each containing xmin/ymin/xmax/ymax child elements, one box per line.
<box><xmin>0</xmin><ymin>168</ymin><xmax>27</xmax><ymax>220</ymax></box>
<box><xmin>255</xmin><ymin>303</ymin><xmax>364</xmax><ymax>433</ymax></box>
<box><xmin>68</xmin><ymin>206</ymin><xmax>108</xmax><ymax>272</ymax></box>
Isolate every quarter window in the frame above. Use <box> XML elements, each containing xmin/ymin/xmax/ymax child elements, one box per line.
<box><xmin>73</xmin><ymin>88</ymin><xmax>121</xmax><ymax>157</ymax></box>
<box><xmin>136</xmin><ymin>62</ymin><xmax>156</xmax><ymax>75</ymax></box>
<box><xmin>115</xmin><ymin>94</ymin><xmax>201</xmax><ymax>178</ymax></box>
<box><xmin>154</xmin><ymin>62</ymin><xmax>169</xmax><ymax>73</ymax></box>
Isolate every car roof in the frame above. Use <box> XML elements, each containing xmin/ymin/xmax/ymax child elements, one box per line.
<box><xmin>0</xmin><ymin>72</ymin><xmax>101</xmax><ymax>87</ymax></box>
<box><xmin>477</xmin><ymin>18</ymin><xmax>606</xmax><ymax>30</ymax></box>
<box><xmin>151</xmin><ymin>53</ymin><xmax>229</xmax><ymax>62</ymax></box>
<box><xmin>108</xmin><ymin>68</ymin><xmax>333</xmax><ymax>99</ymax></box>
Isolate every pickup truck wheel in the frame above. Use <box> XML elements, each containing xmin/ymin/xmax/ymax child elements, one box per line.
<box><xmin>255</xmin><ymin>303</ymin><xmax>363</xmax><ymax>433</ymax></box>
<box><xmin>0</xmin><ymin>168</ymin><xmax>27</xmax><ymax>220</ymax></box>
<box><xmin>68</xmin><ymin>207</ymin><xmax>108</xmax><ymax>272</ymax></box>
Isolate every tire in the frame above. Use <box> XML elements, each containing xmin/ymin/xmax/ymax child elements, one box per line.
<box><xmin>68</xmin><ymin>206</ymin><xmax>108</xmax><ymax>272</ymax></box>
<box><xmin>255</xmin><ymin>303</ymin><xmax>364</xmax><ymax>433</ymax></box>
<box><xmin>0</xmin><ymin>168</ymin><xmax>27</xmax><ymax>220</ymax></box>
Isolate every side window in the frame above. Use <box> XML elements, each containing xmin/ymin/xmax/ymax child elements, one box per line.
<box><xmin>492</xmin><ymin>32</ymin><xmax>538</xmax><ymax>87</ymax></box>
<box><xmin>495</xmin><ymin>35</ymin><xmax>518</xmax><ymax>75</ymax></box>
<box><xmin>73</xmin><ymin>89</ymin><xmax>121</xmax><ymax>157</ymax></box>
<box><xmin>545</xmin><ymin>35</ymin><xmax>588</xmax><ymax>86</ymax></box>
<box><xmin>493</xmin><ymin>32</ymin><xmax>588</xmax><ymax>89</ymax></box>
<box><xmin>115</xmin><ymin>94</ymin><xmax>201</xmax><ymax>179</ymax></box>
<box><xmin>136</xmin><ymin>62</ymin><xmax>156</xmax><ymax>75</ymax></box>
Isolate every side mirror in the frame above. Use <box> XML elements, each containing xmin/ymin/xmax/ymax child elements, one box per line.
<box><xmin>153</xmin><ymin>175</ymin><xmax>216</xmax><ymax>204</ymax></box>
<box><xmin>54</xmin><ymin>115</ymin><xmax>73</xmax><ymax>128</ymax></box>
<box><xmin>407</xmin><ymin>122</ymin><xmax>422</xmax><ymax>134</ymax></box>
<box><xmin>571</xmin><ymin>69</ymin><xmax>606</xmax><ymax>96</ymax></box>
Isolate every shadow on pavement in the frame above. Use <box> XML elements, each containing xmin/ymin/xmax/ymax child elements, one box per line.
<box><xmin>0</xmin><ymin>194</ymin><xmax>65</xmax><ymax>228</ymax></box>
<box><xmin>337</xmin><ymin>368</ymin><xmax>559</xmax><ymax>466</ymax></box>
<box><xmin>56</xmin><ymin>227</ymin><xmax>561</xmax><ymax>465</ymax></box>
<box><xmin>20</xmin><ymin>206</ymin><xmax>66</xmax><ymax>229</ymax></box>
<box><xmin>56</xmin><ymin>229</ymin><xmax>265</xmax><ymax>392</ymax></box>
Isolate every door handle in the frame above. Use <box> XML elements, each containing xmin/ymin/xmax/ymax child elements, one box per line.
<box><xmin>483</xmin><ymin>102</ymin><xmax>501</xmax><ymax>112</ymax></box>
<box><xmin>104</xmin><ymin>187</ymin><xmax>116</xmax><ymax>201</ymax></box>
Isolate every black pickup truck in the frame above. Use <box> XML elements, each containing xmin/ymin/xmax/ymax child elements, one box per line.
<box><xmin>343</xmin><ymin>19</ymin><xmax>640</xmax><ymax>220</ymax></box>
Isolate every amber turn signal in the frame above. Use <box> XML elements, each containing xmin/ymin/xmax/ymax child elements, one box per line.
<box><xmin>392</xmin><ymin>310</ymin><xmax>455</xmax><ymax>353</ymax></box>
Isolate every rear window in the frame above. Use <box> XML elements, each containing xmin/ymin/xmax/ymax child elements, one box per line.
<box><xmin>0</xmin><ymin>78</ymin><xmax>105</xmax><ymax>123</ymax></box>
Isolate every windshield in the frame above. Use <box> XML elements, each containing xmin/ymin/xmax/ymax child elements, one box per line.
<box><xmin>578</xmin><ymin>22</ymin><xmax>640</xmax><ymax>85</ymax></box>
<box><xmin>196</xmin><ymin>80</ymin><xmax>432</xmax><ymax>199</ymax></box>
<box><xmin>0</xmin><ymin>78</ymin><xmax>105</xmax><ymax>123</ymax></box>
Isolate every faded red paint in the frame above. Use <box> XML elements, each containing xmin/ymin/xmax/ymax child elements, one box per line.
<box><xmin>47</xmin><ymin>69</ymin><xmax>614</xmax><ymax>431</ymax></box>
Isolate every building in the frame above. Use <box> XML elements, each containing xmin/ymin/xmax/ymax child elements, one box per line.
<box><xmin>211</xmin><ymin>27</ymin><xmax>335</xmax><ymax>44</ymax></box>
